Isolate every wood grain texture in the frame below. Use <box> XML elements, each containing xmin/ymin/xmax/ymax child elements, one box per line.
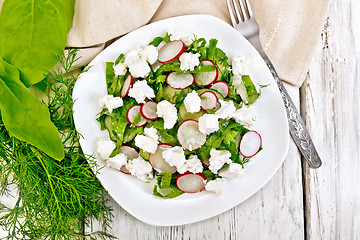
<box><xmin>301</xmin><ymin>0</ymin><xmax>360</xmax><ymax>239</ymax></box>
<box><xmin>86</xmin><ymin>86</ymin><xmax>304</xmax><ymax>240</ymax></box>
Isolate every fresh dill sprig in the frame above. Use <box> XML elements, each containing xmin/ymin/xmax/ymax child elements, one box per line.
<box><xmin>0</xmin><ymin>49</ymin><xmax>114</xmax><ymax>240</ymax></box>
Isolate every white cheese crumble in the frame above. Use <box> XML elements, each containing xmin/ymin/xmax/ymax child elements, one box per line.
<box><xmin>232</xmin><ymin>56</ymin><xmax>249</xmax><ymax>75</ymax></box>
<box><xmin>106</xmin><ymin>153</ymin><xmax>127</xmax><ymax>170</ymax></box>
<box><xmin>113</xmin><ymin>62</ymin><xmax>127</xmax><ymax>76</ymax></box>
<box><xmin>208</xmin><ymin>149</ymin><xmax>232</xmax><ymax>174</ymax></box>
<box><xmin>128</xmin><ymin>80</ymin><xmax>155</xmax><ymax>103</ymax></box>
<box><xmin>218</xmin><ymin>163</ymin><xmax>244</xmax><ymax>178</ymax></box>
<box><xmin>184</xmin><ymin>90</ymin><xmax>201</xmax><ymax>113</ymax></box>
<box><xmin>134</xmin><ymin>134</ymin><xmax>158</xmax><ymax>154</ymax></box>
<box><xmin>179</xmin><ymin>52</ymin><xmax>200</xmax><ymax>71</ymax></box>
<box><xmin>144</xmin><ymin>127</ymin><xmax>159</xmax><ymax>141</ymax></box>
<box><xmin>168</xmin><ymin>30</ymin><xmax>193</xmax><ymax>46</ymax></box>
<box><xmin>96</xmin><ymin>138</ymin><xmax>116</xmax><ymax>160</ymax></box>
<box><xmin>232</xmin><ymin>104</ymin><xmax>257</xmax><ymax>127</ymax></box>
<box><xmin>162</xmin><ymin>146</ymin><xmax>186</xmax><ymax>168</ymax></box>
<box><xmin>124</xmin><ymin>46</ymin><xmax>158</xmax><ymax>78</ymax></box>
<box><xmin>198</xmin><ymin>114</ymin><xmax>219</xmax><ymax>135</ymax></box>
<box><xmin>126</xmin><ymin>156</ymin><xmax>153</xmax><ymax>182</ymax></box>
<box><xmin>142</xmin><ymin>45</ymin><xmax>158</xmax><ymax>64</ymax></box>
<box><xmin>99</xmin><ymin>95</ymin><xmax>123</xmax><ymax>114</ymax></box>
<box><xmin>156</xmin><ymin>100</ymin><xmax>178</xmax><ymax>129</ymax></box>
<box><xmin>177</xmin><ymin>155</ymin><xmax>204</xmax><ymax>174</ymax></box>
<box><xmin>205</xmin><ymin>178</ymin><xmax>228</xmax><ymax>194</ymax></box>
<box><xmin>215</xmin><ymin>100</ymin><xmax>236</xmax><ymax>119</ymax></box>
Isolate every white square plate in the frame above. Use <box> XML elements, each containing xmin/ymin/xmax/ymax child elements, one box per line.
<box><xmin>73</xmin><ymin>14</ymin><xmax>289</xmax><ymax>226</ymax></box>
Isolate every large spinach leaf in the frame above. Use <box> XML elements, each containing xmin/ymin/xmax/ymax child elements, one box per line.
<box><xmin>0</xmin><ymin>58</ymin><xmax>64</xmax><ymax>160</ymax></box>
<box><xmin>0</xmin><ymin>0</ymin><xmax>69</xmax><ymax>87</ymax></box>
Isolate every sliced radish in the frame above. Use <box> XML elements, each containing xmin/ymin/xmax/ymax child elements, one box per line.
<box><xmin>176</xmin><ymin>172</ymin><xmax>206</xmax><ymax>193</ymax></box>
<box><xmin>126</xmin><ymin>105</ymin><xmax>147</xmax><ymax>127</ymax></box>
<box><xmin>210</xmin><ymin>81</ymin><xmax>229</xmax><ymax>98</ymax></box>
<box><xmin>177</xmin><ymin>120</ymin><xmax>206</xmax><ymax>151</ymax></box>
<box><xmin>149</xmin><ymin>143</ymin><xmax>177</xmax><ymax>173</ymax></box>
<box><xmin>121</xmin><ymin>75</ymin><xmax>134</xmax><ymax>97</ymax></box>
<box><xmin>239</xmin><ymin>130</ymin><xmax>262</xmax><ymax>158</ymax></box>
<box><xmin>194</xmin><ymin>60</ymin><xmax>218</xmax><ymax>86</ymax></box>
<box><xmin>166</xmin><ymin>72</ymin><xmax>194</xmax><ymax>89</ymax></box>
<box><xmin>158</xmin><ymin>40</ymin><xmax>186</xmax><ymax>63</ymax></box>
<box><xmin>200</xmin><ymin>91</ymin><xmax>218</xmax><ymax>111</ymax></box>
<box><xmin>202</xmin><ymin>159</ymin><xmax>210</xmax><ymax>168</ymax></box>
<box><xmin>119</xmin><ymin>146</ymin><xmax>138</xmax><ymax>174</ymax></box>
<box><xmin>140</xmin><ymin>101</ymin><xmax>158</xmax><ymax>120</ymax></box>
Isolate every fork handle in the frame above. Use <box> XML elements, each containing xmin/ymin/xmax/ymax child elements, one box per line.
<box><xmin>265</xmin><ymin>60</ymin><xmax>322</xmax><ymax>168</ymax></box>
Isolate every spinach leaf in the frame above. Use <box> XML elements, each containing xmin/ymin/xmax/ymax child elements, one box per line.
<box><xmin>242</xmin><ymin>75</ymin><xmax>260</xmax><ymax>104</ymax></box>
<box><xmin>0</xmin><ymin>58</ymin><xmax>64</xmax><ymax>160</ymax></box>
<box><xmin>0</xmin><ymin>0</ymin><xmax>69</xmax><ymax>87</ymax></box>
<box><xmin>59</xmin><ymin>0</ymin><xmax>75</xmax><ymax>31</ymax></box>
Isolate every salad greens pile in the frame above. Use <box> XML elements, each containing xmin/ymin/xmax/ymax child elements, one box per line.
<box><xmin>98</xmin><ymin>33</ymin><xmax>261</xmax><ymax>199</ymax></box>
<box><xmin>0</xmin><ymin>1</ymin><xmax>113</xmax><ymax>239</ymax></box>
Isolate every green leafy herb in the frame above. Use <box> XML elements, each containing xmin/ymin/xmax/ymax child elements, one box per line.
<box><xmin>0</xmin><ymin>0</ymin><xmax>69</xmax><ymax>87</ymax></box>
<box><xmin>148</xmin><ymin>32</ymin><xmax>170</xmax><ymax>47</ymax></box>
<box><xmin>0</xmin><ymin>0</ymin><xmax>75</xmax><ymax>160</ymax></box>
<box><xmin>242</xmin><ymin>75</ymin><xmax>260</xmax><ymax>104</ymax></box>
<box><xmin>0</xmin><ymin>58</ymin><xmax>64</xmax><ymax>160</ymax></box>
<box><xmin>0</xmin><ymin>50</ymin><xmax>113</xmax><ymax>239</ymax></box>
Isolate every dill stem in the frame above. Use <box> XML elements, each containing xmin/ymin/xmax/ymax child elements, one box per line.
<box><xmin>31</xmin><ymin>147</ymin><xmax>63</xmax><ymax>221</ymax></box>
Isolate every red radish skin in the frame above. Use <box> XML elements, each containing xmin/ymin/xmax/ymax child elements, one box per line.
<box><xmin>121</xmin><ymin>75</ymin><xmax>134</xmax><ymax>97</ymax></box>
<box><xmin>126</xmin><ymin>105</ymin><xmax>147</xmax><ymax>127</ymax></box>
<box><xmin>166</xmin><ymin>72</ymin><xmax>194</xmax><ymax>89</ymax></box>
<box><xmin>202</xmin><ymin>159</ymin><xmax>210</xmax><ymax>168</ymax></box>
<box><xmin>140</xmin><ymin>101</ymin><xmax>158</xmax><ymax>120</ymax></box>
<box><xmin>158</xmin><ymin>40</ymin><xmax>186</xmax><ymax>63</ymax></box>
<box><xmin>200</xmin><ymin>91</ymin><xmax>218</xmax><ymax>111</ymax></box>
<box><xmin>210</xmin><ymin>81</ymin><xmax>230</xmax><ymax>98</ymax></box>
<box><xmin>149</xmin><ymin>143</ymin><xmax>177</xmax><ymax>173</ymax></box>
<box><xmin>119</xmin><ymin>146</ymin><xmax>138</xmax><ymax>174</ymax></box>
<box><xmin>177</xmin><ymin>120</ymin><xmax>206</xmax><ymax>151</ymax></box>
<box><xmin>239</xmin><ymin>130</ymin><xmax>262</xmax><ymax>158</ymax></box>
<box><xmin>176</xmin><ymin>172</ymin><xmax>206</xmax><ymax>193</ymax></box>
<box><xmin>194</xmin><ymin>60</ymin><xmax>218</xmax><ymax>87</ymax></box>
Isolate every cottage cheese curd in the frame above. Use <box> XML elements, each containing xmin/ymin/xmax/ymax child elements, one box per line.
<box><xmin>106</xmin><ymin>153</ymin><xmax>127</xmax><ymax>170</ymax></box>
<box><xmin>126</xmin><ymin>156</ymin><xmax>153</xmax><ymax>182</ymax></box>
<box><xmin>177</xmin><ymin>155</ymin><xmax>204</xmax><ymax>174</ymax></box>
<box><xmin>144</xmin><ymin>127</ymin><xmax>159</xmax><ymax>141</ymax></box>
<box><xmin>198</xmin><ymin>114</ymin><xmax>219</xmax><ymax>135</ymax></box>
<box><xmin>134</xmin><ymin>134</ymin><xmax>158</xmax><ymax>154</ymax></box>
<box><xmin>215</xmin><ymin>99</ymin><xmax>236</xmax><ymax>119</ymax></box>
<box><xmin>96</xmin><ymin>138</ymin><xmax>116</xmax><ymax>160</ymax></box>
<box><xmin>232</xmin><ymin>56</ymin><xmax>249</xmax><ymax>75</ymax></box>
<box><xmin>205</xmin><ymin>178</ymin><xmax>228</xmax><ymax>194</ymax></box>
<box><xmin>208</xmin><ymin>149</ymin><xmax>232</xmax><ymax>174</ymax></box>
<box><xmin>179</xmin><ymin>52</ymin><xmax>200</xmax><ymax>71</ymax></box>
<box><xmin>156</xmin><ymin>100</ymin><xmax>178</xmax><ymax>129</ymax></box>
<box><xmin>124</xmin><ymin>46</ymin><xmax>158</xmax><ymax>78</ymax></box>
<box><xmin>162</xmin><ymin>146</ymin><xmax>186</xmax><ymax>168</ymax></box>
<box><xmin>232</xmin><ymin>104</ymin><xmax>257</xmax><ymax>127</ymax></box>
<box><xmin>98</xmin><ymin>95</ymin><xmax>123</xmax><ymax>114</ymax></box>
<box><xmin>128</xmin><ymin>80</ymin><xmax>155</xmax><ymax>104</ymax></box>
<box><xmin>218</xmin><ymin>163</ymin><xmax>244</xmax><ymax>178</ymax></box>
<box><xmin>113</xmin><ymin>62</ymin><xmax>127</xmax><ymax>76</ymax></box>
<box><xmin>168</xmin><ymin>30</ymin><xmax>193</xmax><ymax>46</ymax></box>
<box><xmin>184</xmin><ymin>90</ymin><xmax>201</xmax><ymax>113</ymax></box>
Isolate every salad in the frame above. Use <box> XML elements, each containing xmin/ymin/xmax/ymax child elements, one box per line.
<box><xmin>96</xmin><ymin>31</ymin><xmax>263</xmax><ymax>198</ymax></box>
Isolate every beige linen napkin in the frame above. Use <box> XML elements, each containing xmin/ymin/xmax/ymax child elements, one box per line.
<box><xmin>0</xmin><ymin>0</ymin><xmax>329</xmax><ymax>86</ymax></box>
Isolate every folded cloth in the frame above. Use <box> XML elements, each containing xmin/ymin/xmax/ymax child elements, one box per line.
<box><xmin>0</xmin><ymin>0</ymin><xmax>329</xmax><ymax>86</ymax></box>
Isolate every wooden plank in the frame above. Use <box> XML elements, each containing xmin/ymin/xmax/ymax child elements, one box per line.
<box><xmin>301</xmin><ymin>0</ymin><xmax>360</xmax><ymax>239</ymax></box>
<box><xmin>86</xmin><ymin>85</ymin><xmax>304</xmax><ymax>239</ymax></box>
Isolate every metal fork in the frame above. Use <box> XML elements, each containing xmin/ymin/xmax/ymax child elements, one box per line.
<box><xmin>227</xmin><ymin>0</ymin><xmax>322</xmax><ymax>168</ymax></box>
